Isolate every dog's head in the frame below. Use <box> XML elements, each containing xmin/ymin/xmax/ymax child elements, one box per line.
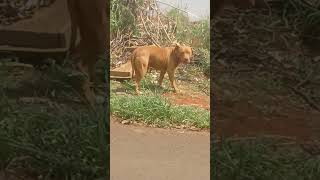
<box><xmin>173</xmin><ymin>43</ymin><xmax>192</xmax><ymax>64</ymax></box>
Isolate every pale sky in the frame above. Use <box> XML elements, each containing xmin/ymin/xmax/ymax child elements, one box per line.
<box><xmin>156</xmin><ymin>0</ymin><xmax>210</xmax><ymax>21</ymax></box>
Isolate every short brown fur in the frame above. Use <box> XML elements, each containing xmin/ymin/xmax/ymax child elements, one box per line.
<box><xmin>131</xmin><ymin>44</ymin><xmax>192</xmax><ymax>95</ymax></box>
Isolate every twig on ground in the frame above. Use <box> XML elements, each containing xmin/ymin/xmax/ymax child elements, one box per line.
<box><xmin>289</xmin><ymin>86</ymin><xmax>320</xmax><ymax>112</ymax></box>
<box><xmin>213</xmin><ymin>135</ymin><xmax>297</xmax><ymax>144</ymax></box>
<box><xmin>294</xmin><ymin>70</ymin><xmax>313</xmax><ymax>89</ymax></box>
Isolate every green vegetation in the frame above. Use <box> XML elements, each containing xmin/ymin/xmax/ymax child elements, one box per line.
<box><xmin>166</xmin><ymin>9</ymin><xmax>210</xmax><ymax>50</ymax></box>
<box><xmin>212</xmin><ymin>138</ymin><xmax>320</xmax><ymax>180</ymax></box>
<box><xmin>0</xmin><ymin>62</ymin><xmax>108</xmax><ymax>179</ymax></box>
<box><xmin>110</xmin><ymin>0</ymin><xmax>139</xmax><ymax>36</ymax></box>
<box><xmin>111</xmin><ymin>93</ymin><xmax>209</xmax><ymax>129</ymax></box>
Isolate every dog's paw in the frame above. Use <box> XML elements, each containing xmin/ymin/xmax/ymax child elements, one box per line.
<box><xmin>173</xmin><ymin>89</ymin><xmax>182</xmax><ymax>94</ymax></box>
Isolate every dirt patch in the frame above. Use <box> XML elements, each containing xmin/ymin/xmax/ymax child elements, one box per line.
<box><xmin>214</xmin><ymin>100</ymin><xmax>320</xmax><ymax>141</ymax></box>
<box><xmin>163</xmin><ymin>93</ymin><xmax>210</xmax><ymax>110</ymax></box>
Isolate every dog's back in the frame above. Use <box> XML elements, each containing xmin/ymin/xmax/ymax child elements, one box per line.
<box><xmin>131</xmin><ymin>45</ymin><xmax>174</xmax><ymax>76</ymax></box>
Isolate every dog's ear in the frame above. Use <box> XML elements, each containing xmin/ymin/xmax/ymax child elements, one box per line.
<box><xmin>174</xmin><ymin>42</ymin><xmax>182</xmax><ymax>50</ymax></box>
<box><xmin>172</xmin><ymin>40</ymin><xmax>179</xmax><ymax>46</ymax></box>
<box><xmin>174</xmin><ymin>43</ymin><xmax>180</xmax><ymax>50</ymax></box>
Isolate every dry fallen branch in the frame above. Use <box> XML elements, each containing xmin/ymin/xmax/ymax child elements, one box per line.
<box><xmin>140</xmin><ymin>12</ymin><xmax>160</xmax><ymax>47</ymax></box>
<box><xmin>294</xmin><ymin>70</ymin><xmax>313</xmax><ymax>89</ymax></box>
<box><xmin>111</xmin><ymin>0</ymin><xmax>178</xmax><ymax>64</ymax></box>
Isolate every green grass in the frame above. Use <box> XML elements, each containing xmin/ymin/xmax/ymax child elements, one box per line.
<box><xmin>0</xmin><ymin>93</ymin><xmax>108</xmax><ymax>179</ymax></box>
<box><xmin>110</xmin><ymin>93</ymin><xmax>209</xmax><ymax>129</ymax></box>
<box><xmin>212</xmin><ymin>138</ymin><xmax>320</xmax><ymax>180</ymax></box>
<box><xmin>0</xmin><ymin>61</ymin><xmax>108</xmax><ymax>179</ymax></box>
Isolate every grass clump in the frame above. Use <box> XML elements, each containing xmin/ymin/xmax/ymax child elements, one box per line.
<box><xmin>110</xmin><ymin>94</ymin><xmax>209</xmax><ymax>129</ymax></box>
<box><xmin>0</xmin><ymin>61</ymin><xmax>108</xmax><ymax>179</ymax></box>
<box><xmin>0</xmin><ymin>95</ymin><xmax>108</xmax><ymax>179</ymax></box>
<box><xmin>212</xmin><ymin>138</ymin><xmax>320</xmax><ymax>180</ymax></box>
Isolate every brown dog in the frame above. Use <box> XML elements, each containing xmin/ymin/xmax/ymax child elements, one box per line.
<box><xmin>67</xmin><ymin>0</ymin><xmax>107</xmax><ymax>105</ymax></box>
<box><xmin>131</xmin><ymin>44</ymin><xmax>192</xmax><ymax>95</ymax></box>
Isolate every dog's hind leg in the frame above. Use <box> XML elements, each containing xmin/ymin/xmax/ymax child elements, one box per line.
<box><xmin>134</xmin><ymin>78</ymin><xmax>142</xmax><ymax>95</ymax></box>
<box><xmin>133</xmin><ymin>58</ymin><xmax>148</xmax><ymax>95</ymax></box>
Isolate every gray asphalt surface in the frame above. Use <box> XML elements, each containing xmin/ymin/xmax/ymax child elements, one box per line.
<box><xmin>110</xmin><ymin>119</ymin><xmax>210</xmax><ymax>180</ymax></box>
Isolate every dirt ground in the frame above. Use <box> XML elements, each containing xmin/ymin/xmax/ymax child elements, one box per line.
<box><xmin>215</xmin><ymin>100</ymin><xmax>320</xmax><ymax>141</ymax></box>
<box><xmin>163</xmin><ymin>92</ymin><xmax>210</xmax><ymax>110</ymax></box>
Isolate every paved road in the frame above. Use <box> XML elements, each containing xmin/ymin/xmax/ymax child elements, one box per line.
<box><xmin>110</xmin><ymin>119</ymin><xmax>210</xmax><ymax>180</ymax></box>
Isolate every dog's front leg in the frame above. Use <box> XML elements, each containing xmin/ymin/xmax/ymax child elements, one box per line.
<box><xmin>158</xmin><ymin>70</ymin><xmax>166</xmax><ymax>87</ymax></box>
<box><xmin>168</xmin><ymin>69</ymin><xmax>179</xmax><ymax>93</ymax></box>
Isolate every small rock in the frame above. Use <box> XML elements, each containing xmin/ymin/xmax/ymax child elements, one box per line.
<box><xmin>121</xmin><ymin>120</ymin><xmax>130</xmax><ymax>125</ymax></box>
<box><xmin>115</xmin><ymin>92</ymin><xmax>126</xmax><ymax>95</ymax></box>
<box><xmin>190</xmin><ymin>126</ymin><xmax>200</xmax><ymax>131</ymax></box>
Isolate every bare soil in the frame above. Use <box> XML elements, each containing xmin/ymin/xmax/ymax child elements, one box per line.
<box><xmin>163</xmin><ymin>92</ymin><xmax>210</xmax><ymax>110</ymax></box>
<box><xmin>215</xmin><ymin>100</ymin><xmax>320</xmax><ymax>141</ymax></box>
